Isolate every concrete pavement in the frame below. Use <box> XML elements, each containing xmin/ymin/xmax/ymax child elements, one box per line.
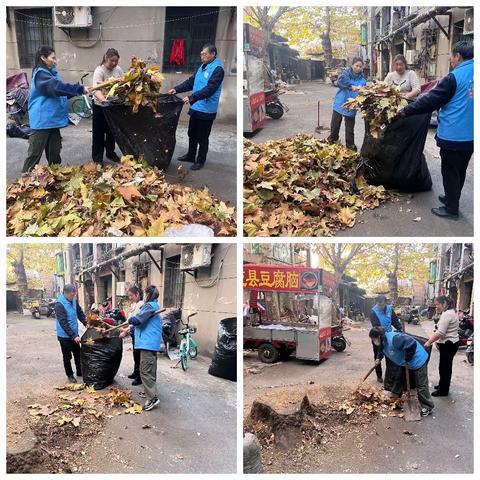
<box><xmin>7</xmin><ymin>119</ymin><xmax>237</xmax><ymax>207</ymax></box>
<box><xmin>244</xmin><ymin>319</ymin><xmax>473</xmax><ymax>473</ymax></box>
<box><xmin>246</xmin><ymin>80</ymin><xmax>473</xmax><ymax>237</ymax></box>
<box><xmin>7</xmin><ymin>312</ymin><xmax>236</xmax><ymax>474</ymax></box>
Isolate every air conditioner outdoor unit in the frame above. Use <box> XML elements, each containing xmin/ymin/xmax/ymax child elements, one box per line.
<box><xmin>116</xmin><ymin>281</ymin><xmax>126</xmax><ymax>296</ymax></box>
<box><xmin>180</xmin><ymin>244</ymin><xmax>212</xmax><ymax>270</ymax></box>
<box><xmin>54</xmin><ymin>7</ymin><xmax>92</xmax><ymax>28</ymax></box>
<box><xmin>405</xmin><ymin>50</ymin><xmax>416</xmax><ymax>65</ymax></box>
<box><xmin>463</xmin><ymin>8</ymin><xmax>473</xmax><ymax>35</ymax></box>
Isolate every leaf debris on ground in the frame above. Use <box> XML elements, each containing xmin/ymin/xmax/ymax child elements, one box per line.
<box><xmin>7</xmin><ymin>156</ymin><xmax>236</xmax><ymax>237</ymax></box>
<box><xmin>243</xmin><ymin>133</ymin><xmax>389</xmax><ymax>236</ymax></box>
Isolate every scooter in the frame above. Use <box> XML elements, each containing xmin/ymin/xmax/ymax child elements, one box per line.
<box><xmin>331</xmin><ymin>321</ymin><xmax>351</xmax><ymax>352</ymax></box>
<box><xmin>30</xmin><ymin>299</ymin><xmax>55</xmax><ymax>319</ymax></box>
<box><xmin>458</xmin><ymin>313</ymin><xmax>474</xmax><ymax>347</ymax></box>
<box><xmin>265</xmin><ymin>88</ymin><xmax>289</xmax><ymax>119</ymax></box>
<box><xmin>102</xmin><ymin>308</ymin><xmax>127</xmax><ymax>326</ymax></box>
<box><xmin>466</xmin><ymin>334</ymin><xmax>474</xmax><ymax>365</ymax></box>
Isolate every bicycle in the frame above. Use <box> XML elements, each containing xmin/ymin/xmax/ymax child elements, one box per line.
<box><xmin>71</xmin><ymin>73</ymin><xmax>93</xmax><ymax>119</ymax></box>
<box><xmin>178</xmin><ymin>312</ymin><xmax>198</xmax><ymax>371</ymax></box>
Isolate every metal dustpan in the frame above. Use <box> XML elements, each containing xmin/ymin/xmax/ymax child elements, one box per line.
<box><xmin>403</xmin><ymin>366</ymin><xmax>421</xmax><ymax>421</ymax></box>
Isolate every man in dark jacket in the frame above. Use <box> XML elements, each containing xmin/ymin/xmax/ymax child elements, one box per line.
<box><xmin>399</xmin><ymin>41</ymin><xmax>473</xmax><ymax>220</ymax></box>
<box><xmin>55</xmin><ymin>284</ymin><xmax>87</xmax><ymax>383</ymax></box>
<box><xmin>370</xmin><ymin>295</ymin><xmax>402</xmax><ymax>388</ymax></box>
<box><xmin>168</xmin><ymin>43</ymin><xmax>225</xmax><ymax>170</ymax></box>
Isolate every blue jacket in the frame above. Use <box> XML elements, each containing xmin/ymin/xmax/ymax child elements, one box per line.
<box><xmin>437</xmin><ymin>59</ymin><xmax>473</xmax><ymax>142</ymax></box>
<box><xmin>56</xmin><ymin>294</ymin><xmax>80</xmax><ymax>339</ymax></box>
<box><xmin>189</xmin><ymin>58</ymin><xmax>224</xmax><ymax>115</ymax></box>
<box><xmin>29</xmin><ymin>67</ymin><xmax>84</xmax><ymax>130</ymax></box>
<box><xmin>378</xmin><ymin>331</ymin><xmax>428</xmax><ymax>370</ymax></box>
<box><xmin>371</xmin><ymin>304</ymin><xmax>399</xmax><ymax>332</ymax></box>
<box><xmin>332</xmin><ymin>67</ymin><xmax>366</xmax><ymax>117</ymax></box>
<box><xmin>128</xmin><ymin>300</ymin><xmax>162</xmax><ymax>351</ymax></box>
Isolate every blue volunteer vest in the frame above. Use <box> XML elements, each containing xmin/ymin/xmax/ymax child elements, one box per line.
<box><xmin>133</xmin><ymin>300</ymin><xmax>163</xmax><ymax>352</ymax></box>
<box><xmin>190</xmin><ymin>58</ymin><xmax>224</xmax><ymax>114</ymax></box>
<box><xmin>383</xmin><ymin>332</ymin><xmax>428</xmax><ymax>370</ymax></box>
<box><xmin>56</xmin><ymin>294</ymin><xmax>79</xmax><ymax>338</ymax></box>
<box><xmin>29</xmin><ymin>67</ymin><xmax>69</xmax><ymax>130</ymax></box>
<box><xmin>437</xmin><ymin>59</ymin><xmax>473</xmax><ymax>142</ymax></box>
<box><xmin>372</xmin><ymin>304</ymin><xmax>394</xmax><ymax>332</ymax></box>
<box><xmin>333</xmin><ymin>68</ymin><xmax>367</xmax><ymax>117</ymax></box>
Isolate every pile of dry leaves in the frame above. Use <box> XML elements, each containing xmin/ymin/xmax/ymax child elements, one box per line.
<box><xmin>7</xmin><ymin>156</ymin><xmax>236</xmax><ymax>237</ymax></box>
<box><xmin>343</xmin><ymin>81</ymin><xmax>408</xmax><ymax>138</ymax></box>
<box><xmin>91</xmin><ymin>56</ymin><xmax>165</xmax><ymax>114</ymax></box>
<box><xmin>243</xmin><ymin>133</ymin><xmax>389</xmax><ymax>236</ymax></box>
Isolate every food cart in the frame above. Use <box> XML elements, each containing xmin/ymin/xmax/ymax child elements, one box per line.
<box><xmin>243</xmin><ymin>264</ymin><xmax>335</xmax><ymax>363</ymax></box>
<box><xmin>243</xmin><ymin>24</ymin><xmax>267</xmax><ymax>133</ymax></box>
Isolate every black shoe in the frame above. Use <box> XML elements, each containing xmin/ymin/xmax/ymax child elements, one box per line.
<box><xmin>431</xmin><ymin>206</ymin><xmax>459</xmax><ymax>220</ymax></box>
<box><xmin>144</xmin><ymin>397</ymin><xmax>160</xmax><ymax>411</ymax></box>
<box><xmin>433</xmin><ymin>385</ymin><xmax>439</xmax><ymax>390</ymax></box>
<box><xmin>377</xmin><ymin>376</ymin><xmax>383</xmax><ymax>383</ymax></box>
<box><xmin>177</xmin><ymin>153</ymin><xmax>195</xmax><ymax>163</ymax></box>
<box><xmin>431</xmin><ymin>390</ymin><xmax>448</xmax><ymax>397</ymax></box>
<box><xmin>106</xmin><ymin>152</ymin><xmax>121</xmax><ymax>163</ymax></box>
<box><xmin>190</xmin><ymin>162</ymin><xmax>204</xmax><ymax>171</ymax></box>
<box><xmin>131</xmin><ymin>378</ymin><xmax>142</xmax><ymax>386</ymax></box>
<box><xmin>438</xmin><ymin>195</ymin><xmax>446</xmax><ymax>205</ymax></box>
<box><xmin>346</xmin><ymin>144</ymin><xmax>357</xmax><ymax>152</ymax></box>
<box><xmin>76</xmin><ymin>372</ymin><xmax>82</xmax><ymax>377</ymax></box>
<box><xmin>420</xmin><ymin>407</ymin><xmax>433</xmax><ymax>417</ymax></box>
<box><xmin>127</xmin><ymin>373</ymin><xmax>137</xmax><ymax>379</ymax></box>
<box><xmin>67</xmin><ymin>375</ymin><xmax>78</xmax><ymax>383</ymax></box>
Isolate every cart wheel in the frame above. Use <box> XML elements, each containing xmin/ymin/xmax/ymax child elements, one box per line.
<box><xmin>332</xmin><ymin>338</ymin><xmax>347</xmax><ymax>352</ymax></box>
<box><xmin>266</xmin><ymin>104</ymin><xmax>284</xmax><ymax>120</ymax></box>
<box><xmin>258</xmin><ymin>343</ymin><xmax>279</xmax><ymax>364</ymax></box>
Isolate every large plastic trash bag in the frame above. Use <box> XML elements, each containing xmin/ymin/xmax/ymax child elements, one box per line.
<box><xmin>208</xmin><ymin>317</ymin><xmax>237</xmax><ymax>381</ymax></box>
<box><xmin>81</xmin><ymin>329</ymin><xmax>123</xmax><ymax>390</ymax></box>
<box><xmin>102</xmin><ymin>94</ymin><xmax>183</xmax><ymax>170</ymax></box>
<box><xmin>360</xmin><ymin>113</ymin><xmax>433</xmax><ymax>192</ymax></box>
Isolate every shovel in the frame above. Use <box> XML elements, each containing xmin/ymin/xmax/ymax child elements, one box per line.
<box><xmin>402</xmin><ymin>319</ymin><xmax>421</xmax><ymax>422</ymax></box>
<box><xmin>355</xmin><ymin>364</ymin><xmax>377</xmax><ymax>392</ymax></box>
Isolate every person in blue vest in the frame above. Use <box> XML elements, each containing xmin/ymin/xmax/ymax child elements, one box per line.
<box><xmin>123</xmin><ymin>285</ymin><xmax>162</xmax><ymax>411</ymax></box>
<box><xmin>398</xmin><ymin>41</ymin><xmax>473</xmax><ymax>220</ymax></box>
<box><xmin>55</xmin><ymin>284</ymin><xmax>87</xmax><ymax>384</ymax></box>
<box><xmin>370</xmin><ymin>326</ymin><xmax>434</xmax><ymax>417</ymax></box>
<box><xmin>327</xmin><ymin>57</ymin><xmax>367</xmax><ymax>151</ymax></box>
<box><xmin>23</xmin><ymin>45</ymin><xmax>88</xmax><ymax>173</ymax></box>
<box><xmin>168</xmin><ymin>43</ymin><xmax>224</xmax><ymax>171</ymax></box>
<box><xmin>370</xmin><ymin>295</ymin><xmax>402</xmax><ymax>387</ymax></box>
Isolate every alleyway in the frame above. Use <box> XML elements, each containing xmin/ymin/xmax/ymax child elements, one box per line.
<box><xmin>7</xmin><ymin>313</ymin><xmax>236</xmax><ymax>474</ymax></box>
<box><xmin>246</xmin><ymin>80</ymin><xmax>473</xmax><ymax>236</ymax></box>
<box><xmin>7</xmin><ymin>120</ymin><xmax>237</xmax><ymax>206</ymax></box>
<box><xmin>244</xmin><ymin>319</ymin><xmax>473</xmax><ymax>474</ymax></box>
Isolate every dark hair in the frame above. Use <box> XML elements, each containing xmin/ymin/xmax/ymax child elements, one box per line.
<box><xmin>351</xmin><ymin>56</ymin><xmax>364</xmax><ymax>66</ymax></box>
<box><xmin>202</xmin><ymin>43</ymin><xmax>217</xmax><ymax>56</ymax></box>
<box><xmin>369</xmin><ymin>326</ymin><xmax>386</xmax><ymax>339</ymax></box>
<box><xmin>101</xmin><ymin>48</ymin><xmax>120</xmax><ymax>65</ymax></box>
<box><xmin>452</xmin><ymin>40</ymin><xmax>473</xmax><ymax>60</ymax></box>
<box><xmin>33</xmin><ymin>45</ymin><xmax>55</xmax><ymax>73</ymax></box>
<box><xmin>393</xmin><ymin>54</ymin><xmax>408</xmax><ymax>69</ymax></box>
<box><xmin>435</xmin><ymin>295</ymin><xmax>455</xmax><ymax>309</ymax></box>
<box><xmin>63</xmin><ymin>284</ymin><xmax>76</xmax><ymax>294</ymax></box>
<box><xmin>127</xmin><ymin>285</ymin><xmax>143</xmax><ymax>300</ymax></box>
<box><xmin>144</xmin><ymin>285</ymin><xmax>159</xmax><ymax>303</ymax></box>
<box><xmin>376</xmin><ymin>295</ymin><xmax>387</xmax><ymax>304</ymax></box>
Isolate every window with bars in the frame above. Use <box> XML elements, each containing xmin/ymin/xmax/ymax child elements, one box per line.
<box><xmin>163</xmin><ymin>256</ymin><xmax>184</xmax><ymax>308</ymax></box>
<box><xmin>163</xmin><ymin>7</ymin><xmax>219</xmax><ymax>73</ymax></box>
<box><xmin>14</xmin><ymin>8</ymin><xmax>53</xmax><ymax>69</ymax></box>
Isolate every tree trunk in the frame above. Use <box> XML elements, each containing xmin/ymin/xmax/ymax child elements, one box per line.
<box><xmin>12</xmin><ymin>246</ymin><xmax>28</xmax><ymax>300</ymax></box>
<box><xmin>322</xmin><ymin>7</ymin><xmax>333</xmax><ymax>67</ymax></box>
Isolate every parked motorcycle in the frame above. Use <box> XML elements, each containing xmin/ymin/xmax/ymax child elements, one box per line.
<box><xmin>265</xmin><ymin>88</ymin><xmax>289</xmax><ymax>119</ymax></box>
<box><xmin>102</xmin><ymin>308</ymin><xmax>127</xmax><ymax>326</ymax></box>
<box><xmin>458</xmin><ymin>313</ymin><xmax>474</xmax><ymax>347</ymax></box>
<box><xmin>466</xmin><ymin>334</ymin><xmax>474</xmax><ymax>365</ymax></box>
<box><xmin>331</xmin><ymin>321</ymin><xmax>351</xmax><ymax>352</ymax></box>
<box><xmin>30</xmin><ymin>299</ymin><xmax>56</xmax><ymax>319</ymax></box>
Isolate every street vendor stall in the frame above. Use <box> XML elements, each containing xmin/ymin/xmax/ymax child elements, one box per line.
<box><xmin>243</xmin><ymin>264</ymin><xmax>334</xmax><ymax>363</ymax></box>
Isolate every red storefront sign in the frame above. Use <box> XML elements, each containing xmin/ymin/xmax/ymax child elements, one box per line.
<box><xmin>243</xmin><ymin>23</ymin><xmax>267</xmax><ymax>58</ymax></box>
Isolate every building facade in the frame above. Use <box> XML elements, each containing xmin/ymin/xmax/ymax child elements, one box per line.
<box><xmin>6</xmin><ymin>6</ymin><xmax>237</xmax><ymax>122</ymax></box>
<box><xmin>59</xmin><ymin>243</ymin><xmax>236</xmax><ymax>356</ymax></box>
<box><xmin>362</xmin><ymin>6</ymin><xmax>473</xmax><ymax>81</ymax></box>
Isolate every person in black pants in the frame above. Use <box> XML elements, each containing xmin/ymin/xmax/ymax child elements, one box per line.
<box><xmin>399</xmin><ymin>41</ymin><xmax>473</xmax><ymax>220</ymax></box>
<box><xmin>424</xmin><ymin>296</ymin><xmax>460</xmax><ymax>396</ymax></box>
<box><xmin>168</xmin><ymin>43</ymin><xmax>225</xmax><ymax>171</ymax></box>
<box><xmin>55</xmin><ymin>284</ymin><xmax>87</xmax><ymax>383</ymax></box>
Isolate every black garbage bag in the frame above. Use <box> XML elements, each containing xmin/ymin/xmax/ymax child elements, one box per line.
<box><xmin>81</xmin><ymin>329</ymin><xmax>123</xmax><ymax>390</ymax></box>
<box><xmin>360</xmin><ymin>113</ymin><xmax>432</xmax><ymax>192</ymax></box>
<box><xmin>208</xmin><ymin>317</ymin><xmax>237</xmax><ymax>382</ymax></box>
<box><xmin>102</xmin><ymin>94</ymin><xmax>183</xmax><ymax>170</ymax></box>
<box><xmin>6</xmin><ymin>123</ymin><xmax>32</xmax><ymax>139</ymax></box>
